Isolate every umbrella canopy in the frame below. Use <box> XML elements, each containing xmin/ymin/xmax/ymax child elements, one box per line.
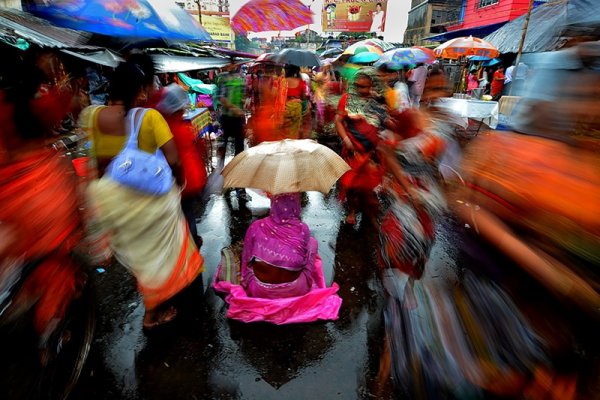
<box><xmin>23</xmin><ymin>0</ymin><xmax>211</xmax><ymax>41</ymax></box>
<box><xmin>469</xmin><ymin>55</ymin><xmax>491</xmax><ymax>61</ymax></box>
<box><xmin>255</xmin><ymin>52</ymin><xmax>275</xmax><ymax>62</ymax></box>
<box><xmin>350</xmin><ymin>52</ymin><xmax>381</xmax><ymax>64</ymax></box>
<box><xmin>482</xmin><ymin>58</ymin><xmax>501</xmax><ymax>67</ymax></box>
<box><xmin>435</xmin><ymin>36</ymin><xmax>499</xmax><ymax>60</ymax></box>
<box><xmin>374</xmin><ymin>47</ymin><xmax>435</xmax><ymax>70</ymax></box>
<box><xmin>320</xmin><ymin>47</ymin><xmax>343</xmax><ymax>58</ymax></box>
<box><xmin>343</xmin><ymin>43</ymin><xmax>384</xmax><ymax>56</ymax></box>
<box><xmin>413</xmin><ymin>46</ymin><xmax>437</xmax><ymax>60</ymax></box>
<box><xmin>232</xmin><ymin>0</ymin><xmax>313</xmax><ymax>34</ymax></box>
<box><xmin>222</xmin><ymin>139</ymin><xmax>350</xmax><ymax>195</ymax></box>
<box><xmin>360</xmin><ymin>38</ymin><xmax>396</xmax><ymax>52</ymax></box>
<box><xmin>271</xmin><ymin>48</ymin><xmax>321</xmax><ymax>67</ymax></box>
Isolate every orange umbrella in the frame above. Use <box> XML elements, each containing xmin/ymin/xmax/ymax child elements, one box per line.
<box><xmin>434</xmin><ymin>36</ymin><xmax>499</xmax><ymax>60</ymax></box>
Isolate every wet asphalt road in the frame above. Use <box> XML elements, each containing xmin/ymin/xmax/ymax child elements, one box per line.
<box><xmin>70</xmin><ymin>189</ymin><xmax>600</xmax><ymax>400</ymax></box>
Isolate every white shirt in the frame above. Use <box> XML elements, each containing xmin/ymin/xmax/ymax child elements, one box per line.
<box><xmin>505</xmin><ymin>65</ymin><xmax>514</xmax><ymax>84</ymax></box>
<box><xmin>408</xmin><ymin>66</ymin><xmax>428</xmax><ymax>96</ymax></box>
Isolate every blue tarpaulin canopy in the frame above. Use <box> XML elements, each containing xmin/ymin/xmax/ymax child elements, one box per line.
<box><xmin>425</xmin><ymin>22</ymin><xmax>507</xmax><ymax>43</ymax></box>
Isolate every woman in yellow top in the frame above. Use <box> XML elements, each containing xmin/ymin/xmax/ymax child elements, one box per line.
<box><xmin>80</xmin><ymin>56</ymin><xmax>204</xmax><ymax>329</ymax></box>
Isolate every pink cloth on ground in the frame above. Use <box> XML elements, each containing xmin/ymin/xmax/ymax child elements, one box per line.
<box><xmin>213</xmin><ymin>255</ymin><xmax>342</xmax><ymax>324</ymax></box>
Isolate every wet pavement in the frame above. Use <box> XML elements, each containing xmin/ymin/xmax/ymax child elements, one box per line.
<box><xmin>72</xmin><ymin>189</ymin><xmax>395</xmax><ymax>400</ymax></box>
<box><xmin>69</xmin><ymin>188</ymin><xmax>600</xmax><ymax>400</ymax></box>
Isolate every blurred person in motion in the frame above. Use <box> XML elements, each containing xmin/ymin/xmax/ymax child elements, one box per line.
<box><xmin>80</xmin><ymin>56</ymin><xmax>204</xmax><ymax>329</ymax></box>
<box><xmin>450</xmin><ymin>74</ymin><xmax>600</xmax><ymax>312</ymax></box>
<box><xmin>0</xmin><ymin>50</ymin><xmax>86</xmax><ymax>352</ymax></box>
<box><xmin>156</xmin><ymin>83</ymin><xmax>207</xmax><ymax>249</ymax></box>
<box><xmin>216</xmin><ymin>65</ymin><xmax>249</xmax><ymax>200</ymax></box>
<box><xmin>375</xmin><ymin>76</ymin><xmax>555</xmax><ymax>399</ymax></box>
<box><xmin>280</xmin><ymin>65</ymin><xmax>307</xmax><ymax>139</ymax></box>
<box><xmin>378</xmin><ymin>64</ymin><xmax>412</xmax><ymax>113</ymax></box>
<box><xmin>407</xmin><ymin>63</ymin><xmax>428</xmax><ymax>108</ymax></box>
<box><xmin>336</xmin><ymin>69</ymin><xmax>387</xmax><ymax>226</ymax></box>
<box><xmin>442</xmin><ymin>43</ymin><xmax>600</xmax><ymax>398</ymax></box>
<box><xmin>491</xmin><ymin>65</ymin><xmax>505</xmax><ymax>100</ymax></box>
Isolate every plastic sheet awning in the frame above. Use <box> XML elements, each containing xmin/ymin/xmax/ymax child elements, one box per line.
<box><xmin>484</xmin><ymin>2</ymin><xmax>569</xmax><ymax>53</ymax></box>
<box><xmin>0</xmin><ymin>8</ymin><xmax>92</xmax><ymax>49</ymax></box>
<box><xmin>567</xmin><ymin>0</ymin><xmax>600</xmax><ymax>28</ymax></box>
<box><xmin>485</xmin><ymin>0</ymin><xmax>600</xmax><ymax>54</ymax></box>
<box><xmin>152</xmin><ymin>55</ymin><xmax>233</xmax><ymax>73</ymax></box>
<box><xmin>61</xmin><ymin>49</ymin><xmax>123</xmax><ymax>68</ymax></box>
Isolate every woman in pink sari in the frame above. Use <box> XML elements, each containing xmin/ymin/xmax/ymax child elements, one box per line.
<box><xmin>213</xmin><ymin>193</ymin><xmax>342</xmax><ymax>323</ymax></box>
<box><xmin>241</xmin><ymin>193</ymin><xmax>317</xmax><ymax>299</ymax></box>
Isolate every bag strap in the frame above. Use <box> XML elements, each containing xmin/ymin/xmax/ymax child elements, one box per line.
<box><xmin>124</xmin><ymin>107</ymin><xmax>150</xmax><ymax>150</ymax></box>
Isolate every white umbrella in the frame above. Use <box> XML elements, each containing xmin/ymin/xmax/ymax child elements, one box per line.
<box><xmin>222</xmin><ymin>139</ymin><xmax>350</xmax><ymax>195</ymax></box>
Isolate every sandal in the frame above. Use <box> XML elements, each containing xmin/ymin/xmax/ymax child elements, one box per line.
<box><xmin>143</xmin><ymin>306</ymin><xmax>177</xmax><ymax>330</ymax></box>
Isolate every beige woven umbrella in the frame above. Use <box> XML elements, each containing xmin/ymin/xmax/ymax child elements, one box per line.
<box><xmin>222</xmin><ymin>139</ymin><xmax>350</xmax><ymax>195</ymax></box>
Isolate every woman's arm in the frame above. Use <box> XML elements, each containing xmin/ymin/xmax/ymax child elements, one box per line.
<box><xmin>335</xmin><ymin>113</ymin><xmax>354</xmax><ymax>152</ymax></box>
<box><xmin>450</xmin><ymin>193</ymin><xmax>600</xmax><ymax>315</ymax></box>
<box><xmin>159</xmin><ymin>138</ymin><xmax>183</xmax><ymax>186</ymax></box>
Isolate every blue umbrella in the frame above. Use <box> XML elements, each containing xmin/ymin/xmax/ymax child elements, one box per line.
<box><xmin>483</xmin><ymin>58</ymin><xmax>502</xmax><ymax>67</ymax></box>
<box><xmin>469</xmin><ymin>55</ymin><xmax>491</xmax><ymax>61</ymax></box>
<box><xmin>374</xmin><ymin>47</ymin><xmax>435</xmax><ymax>70</ymax></box>
<box><xmin>24</xmin><ymin>0</ymin><xmax>212</xmax><ymax>41</ymax></box>
<box><xmin>349</xmin><ymin>52</ymin><xmax>381</xmax><ymax>64</ymax></box>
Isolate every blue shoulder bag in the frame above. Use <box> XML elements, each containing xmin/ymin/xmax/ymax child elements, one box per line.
<box><xmin>106</xmin><ymin>108</ymin><xmax>173</xmax><ymax>196</ymax></box>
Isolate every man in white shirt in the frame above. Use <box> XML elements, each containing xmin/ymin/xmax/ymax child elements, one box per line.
<box><xmin>408</xmin><ymin>63</ymin><xmax>428</xmax><ymax>108</ymax></box>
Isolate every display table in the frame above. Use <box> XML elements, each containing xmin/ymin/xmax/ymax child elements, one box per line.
<box><xmin>436</xmin><ymin>98</ymin><xmax>499</xmax><ymax>129</ymax></box>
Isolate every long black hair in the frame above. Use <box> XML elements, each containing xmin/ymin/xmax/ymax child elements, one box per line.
<box><xmin>108</xmin><ymin>53</ymin><xmax>156</xmax><ymax>110</ymax></box>
<box><xmin>0</xmin><ymin>48</ymin><xmax>48</xmax><ymax>139</ymax></box>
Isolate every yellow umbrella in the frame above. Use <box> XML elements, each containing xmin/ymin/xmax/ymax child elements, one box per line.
<box><xmin>222</xmin><ymin>139</ymin><xmax>350</xmax><ymax>195</ymax></box>
<box><xmin>434</xmin><ymin>36</ymin><xmax>500</xmax><ymax>60</ymax></box>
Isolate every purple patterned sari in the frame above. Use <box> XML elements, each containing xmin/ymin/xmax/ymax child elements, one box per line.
<box><xmin>241</xmin><ymin>193</ymin><xmax>318</xmax><ymax>298</ymax></box>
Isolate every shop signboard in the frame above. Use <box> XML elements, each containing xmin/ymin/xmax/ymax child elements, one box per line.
<box><xmin>322</xmin><ymin>0</ymin><xmax>388</xmax><ymax>34</ymax></box>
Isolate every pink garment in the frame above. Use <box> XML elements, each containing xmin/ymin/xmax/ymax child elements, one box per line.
<box><xmin>212</xmin><ymin>193</ymin><xmax>342</xmax><ymax>323</ymax></box>
<box><xmin>242</xmin><ymin>193</ymin><xmax>310</xmax><ymax>272</ymax></box>
<box><xmin>467</xmin><ymin>74</ymin><xmax>479</xmax><ymax>94</ymax></box>
<box><xmin>213</xmin><ymin>256</ymin><xmax>342</xmax><ymax>324</ymax></box>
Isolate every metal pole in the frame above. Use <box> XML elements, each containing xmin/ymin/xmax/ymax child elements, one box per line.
<box><xmin>510</xmin><ymin>0</ymin><xmax>535</xmax><ymax>95</ymax></box>
<box><xmin>195</xmin><ymin>0</ymin><xmax>202</xmax><ymax>25</ymax></box>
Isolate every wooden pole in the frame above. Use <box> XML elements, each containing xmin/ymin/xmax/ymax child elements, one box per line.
<box><xmin>510</xmin><ymin>0</ymin><xmax>535</xmax><ymax>95</ymax></box>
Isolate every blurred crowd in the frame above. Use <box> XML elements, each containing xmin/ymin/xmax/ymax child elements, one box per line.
<box><xmin>1</xmin><ymin>35</ymin><xmax>600</xmax><ymax>398</ymax></box>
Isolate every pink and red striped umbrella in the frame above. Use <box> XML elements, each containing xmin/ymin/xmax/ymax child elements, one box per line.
<box><xmin>232</xmin><ymin>0</ymin><xmax>313</xmax><ymax>34</ymax></box>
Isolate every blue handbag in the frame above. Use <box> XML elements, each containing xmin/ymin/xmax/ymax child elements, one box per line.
<box><xmin>106</xmin><ymin>108</ymin><xmax>173</xmax><ymax>196</ymax></box>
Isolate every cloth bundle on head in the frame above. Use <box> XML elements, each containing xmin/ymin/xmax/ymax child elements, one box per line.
<box><xmin>156</xmin><ymin>83</ymin><xmax>190</xmax><ymax>116</ymax></box>
<box><xmin>242</xmin><ymin>193</ymin><xmax>312</xmax><ymax>272</ymax></box>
